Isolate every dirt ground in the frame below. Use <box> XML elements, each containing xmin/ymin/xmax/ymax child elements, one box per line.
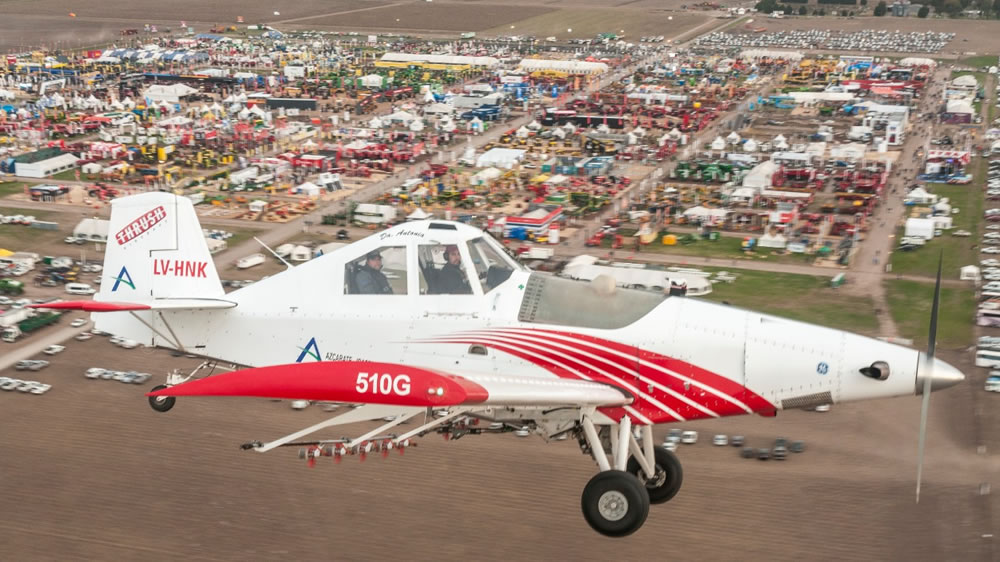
<box><xmin>294</xmin><ymin>4</ymin><xmax>555</xmax><ymax>32</ymax></box>
<box><xmin>0</xmin><ymin>337</ymin><xmax>995</xmax><ymax>560</ymax></box>
<box><xmin>480</xmin><ymin>9</ymin><xmax>711</xmax><ymax>40</ymax></box>
<box><xmin>0</xmin><ymin>0</ymin><xmax>711</xmax><ymax>50</ymax></box>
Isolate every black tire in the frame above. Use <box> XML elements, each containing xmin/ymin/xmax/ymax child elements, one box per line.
<box><xmin>627</xmin><ymin>446</ymin><xmax>683</xmax><ymax>504</ymax></box>
<box><xmin>581</xmin><ymin>470</ymin><xmax>650</xmax><ymax>537</ymax></box>
<box><xmin>148</xmin><ymin>384</ymin><xmax>176</xmax><ymax>413</ymax></box>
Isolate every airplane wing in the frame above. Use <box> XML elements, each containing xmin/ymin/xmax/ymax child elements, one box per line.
<box><xmin>146</xmin><ymin>360</ymin><xmax>632</xmax><ymax>408</ymax></box>
<box><xmin>30</xmin><ymin>298</ymin><xmax>237</xmax><ymax>312</ymax></box>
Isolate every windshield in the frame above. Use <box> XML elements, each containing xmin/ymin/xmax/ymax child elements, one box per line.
<box><xmin>467</xmin><ymin>235</ymin><xmax>524</xmax><ymax>293</ymax></box>
<box><xmin>517</xmin><ymin>273</ymin><xmax>666</xmax><ymax>329</ymax></box>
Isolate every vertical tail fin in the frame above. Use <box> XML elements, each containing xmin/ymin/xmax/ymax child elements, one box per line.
<box><xmin>99</xmin><ymin>192</ymin><xmax>223</xmax><ymax>302</ymax></box>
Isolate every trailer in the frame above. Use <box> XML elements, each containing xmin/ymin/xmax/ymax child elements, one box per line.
<box><xmin>236</xmin><ymin>253</ymin><xmax>266</xmax><ymax>269</ymax></box>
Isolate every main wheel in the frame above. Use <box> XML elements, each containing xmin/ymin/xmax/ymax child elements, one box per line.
<box><xmin>148</xmin><ymin>384</ymin><xmax>176</xmax><ymax>413</ymax></box>
<box><xmin>627</xmin><ymin>446</ymin><xmax>683</xmax><ymax>504</ymax></box>
<box><xmin>581</xmin><ymin>470</ymin><xmax>650</xmax><ymax>537</ymax></box>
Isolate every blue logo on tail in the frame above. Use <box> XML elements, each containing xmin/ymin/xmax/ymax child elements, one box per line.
<box><xmin>111</xmin><ymin>266</ymin><xmax>135</xmax><ymax>292</ymax></box>
<box><xmin>296</xmin><ymin>337</ymin><xmax>321</xmax><ymax>363</ymax></box>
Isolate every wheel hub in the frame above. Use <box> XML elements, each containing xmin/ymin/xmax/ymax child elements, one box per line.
<box><xmin>597</xmin><ymin>490</ymin><xmax>629</xmax><ymax>521</ymax></box>
<box><xmin>642</xmin><ymin>464</ymin><xmax>667</xmax><ymax>489</ymax></box>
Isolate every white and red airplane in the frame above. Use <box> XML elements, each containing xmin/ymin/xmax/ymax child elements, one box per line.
<box><xmin>37</xmin><ymin>193</ymin><xmax>965</xmax><ymax>536</ymax></box>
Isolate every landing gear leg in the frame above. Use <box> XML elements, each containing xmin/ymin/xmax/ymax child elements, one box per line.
<box><xmin>579</xmin><ymin>415</ymin><xmax>650</xmax><ymax>537</ymax></box>
<box><xmin>148</xmin><ymin>384</ymin><xmax>175</xmax><ymax>413</ymax></box>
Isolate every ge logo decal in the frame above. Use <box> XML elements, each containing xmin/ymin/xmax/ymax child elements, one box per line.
<box><xmin>817</xmin><ymin>362</ymin><xmax>829</xmax><ymax>375</ymax></box>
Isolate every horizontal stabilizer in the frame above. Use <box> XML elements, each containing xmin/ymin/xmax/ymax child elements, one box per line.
<box><xmin>31</xmin><ymin>298</ymin><xmax>237</xmax><ymax>312</ymax></box>
<box><xmin>147</xmin><ymin>361</ymin><xmax>633</xmax><ymax>408</ymax></box>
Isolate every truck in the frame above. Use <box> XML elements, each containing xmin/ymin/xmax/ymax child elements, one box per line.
<box><xmin>461</xmin><ymin>104</ymin><xmax>502</xmax><ymax>121</ymax></box>
<box><xmin>236</xmin><ymin>253</ymin><xmax>266</xmax><ymax>269</ymax></box>
<box><xmin>2</xmin><ymin>311</ymin><xmax>61</xmax><ymax>342</ymax></box>
<box><xmin>0</xmin><ymin>307</ymin><xmax>32</xmax><ymax>328</ymax></box>
<box><xmin>0</xmin><ymin>279</ymin><xmax>24</xmax><ymax>295</ymax></box>
<box><xmin>517</xmin><ymin>246</ymin><xmax>555</xmax><ymax>260</ymax></box>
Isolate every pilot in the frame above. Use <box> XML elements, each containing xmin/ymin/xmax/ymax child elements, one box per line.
<box><xmin>435</xmin><ymin>244</ymin><xmax>472</xmax><ymax>295</ymax></box>
<box><xmin>354</xmin><ymin>250</ymin><xmax>392</xmax><ymax>294</ymax></box>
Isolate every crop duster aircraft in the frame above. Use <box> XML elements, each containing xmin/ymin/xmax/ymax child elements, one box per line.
<box><xmin>37</xmin><ymin>193</ymin><xmax>965</xmax><ymax>536</ymax></box>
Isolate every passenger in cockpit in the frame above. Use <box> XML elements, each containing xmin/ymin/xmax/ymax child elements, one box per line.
<box><xmin>434</xmin><ymin>245</ymin><xmax>472</xmax><ymax>295</ymax></box>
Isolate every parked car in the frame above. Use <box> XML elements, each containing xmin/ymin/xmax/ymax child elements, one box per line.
<box><xmin>757</xmin><ymin>448</ymin><xmax>771</xmax><ymax>460</ymax></box>
<box><xmin>85</xmin><ymin>367</ymin><xmax>106</xmax><ymax>379</ymax></box>
<box><xmin>1</xmin><ymin>377</ymin><xmax>23</xmax><ymax>391</ymax></box>
<box><xmin>730</xmin><ymin>435</ymin><xmax>745</xmax><ymax>447</ymax></box>
<box><xmin>741</xmin><ymin>446</ymin><xmax>756</xmax><ymax>459</ymax></box>
<box><xmin>70</xmin><ymin>318</ymin><xmax>87</xmax><ymax>328</ymax></box>
<box><xmin>43</xmin><ymin>344</ymin><xmax>65</xmax><ymax>355</ymax></box>
<box><xmin>75</xmin><ymin>332</ymin><xmax>92</xmax><ymax>341</ymax></box>
<box><xmin>681</xmin><ymin>430</ymin><xmax>698</xmax><ymax>444</ymax></box>
<box><xmin>985</xmin><ymin>375</ymin><xmax>1000</xmax><ymax>393</ymax></box>
<box><xmin>712</xmin><ymin>434</ymin><xmax>728</xmax><ymax>446</ymax></box>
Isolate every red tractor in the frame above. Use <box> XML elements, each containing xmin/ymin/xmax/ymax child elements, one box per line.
<box><xmin>87</xmin><ymin>183</ymin><xmax>119</xmax><ymax>201</ymax></box>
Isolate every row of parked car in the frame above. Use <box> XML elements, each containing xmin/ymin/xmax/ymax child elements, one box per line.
<box><xmin>662</xmin><ymin>429</ymin><xmax>806</xmax><ymax>460</ymax></box>
<box><xmin>85</xmin><ymin>367</ymin><xmax>151</xmax><ymax>384</ymax></box>
<box><xmin>14</xmin><ymin>359</ymin><xmax>49</xmax><ymax>371</ymax></box>
<box><xmin>0</xmin><ymin>377</ymin><xmax>51</xmax><ymax>394</ymax></box>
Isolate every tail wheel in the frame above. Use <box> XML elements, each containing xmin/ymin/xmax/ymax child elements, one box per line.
<box><xmin>148</xmin><ymin>384</ymin><xmax>176</xmax><ymax>413</ymax></box>
<box><xmin>581</xmin><ymin>470</ymin><xmax>650</xmax><ymax>537</ymax></box>
<box><xmin>627</xmin><ymin>446</ymin><xmax>683</xmax><ymax>504</ymax></box>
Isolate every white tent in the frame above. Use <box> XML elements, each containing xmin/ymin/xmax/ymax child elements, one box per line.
<box><xmin>81</xmin><ymin>162</ymin><xmax>103</xmax><ymax>174</ymax></box>
<box><xmin>683</xmin><ymin>205</ymin><xmax>728</xmax><ymax>222</ymax></box>
<box><xmin>409</xmin><ymin>119</ymin><xmax>425</xmax><ymax>132</ymax></box>
<box><xmin>360</xmin><ymin>74</ymin><xmax>384</xmax><ymax>88</ymax></box>
<box><xmin>407</xmin><ymin>208</ymin><xmax>431</xmax><ymax>221</ymax></box>
<box><xmin>904</xmin><ymin>187</ymin><xmax>937</xmax><ymax>205</ymax></box>
<box><xmin>951</xmin><ymin>74</ymin><xmax>978</xmax><ymax>89</ymax></box>
<box><xmin>743</xmin><ymin>138</ymin><xmax>758</xmax><ymax>152</ymax></box>
<box><xmin>388</xmin><ymin>110</ymin><xmax>415</xmax><ymax>124</ymax></box>
<box><xmin>476</xmin><ymin>148</ymin><xmax>525</xmax><ymax>169</ymax></box>
<box><xmin>710</xmin><ymin>136</ymin><xmax>726</xmax><ymax>151</ymax></box>
<box><xmin>742</xmin><ymin>161</ymin><xmax>777</xmax><ymax>190</ymax></box>
<box><xmin>758</xmin><ymin>231</ymin><xmax>787</xmax><ymax>248</ymax></box>
<box><xmin>945</xmin><ymin>99</ymin><xmax>974</xmax><ymax>115</ymax></box>
<box><xmin>726</xmin><ymin>131</ymin><xmax>741</xmax><ymax>145</ymax></box>
<box><xmin>471</xmin><ymin>167</ymin><xmax>502</xmax><ymax>185</ymax></box>
<box><xmin>295</xmin><ymin>181</ymin><xmax>322</xmax><ymax>196</ymax></box>
<box><xmin>423</xmin><ymin>102</ymin><xmax>453</xmax><ymax>116</ymax></box>
<box><xmin>516</xmin><ymin>126</ymin><xmax>531</xmax><ymax>139</ymax></box>
<box><xmin>143</xmin><ymin>83</ymin><xmax>197</xmax><ymax>104</ymax></box>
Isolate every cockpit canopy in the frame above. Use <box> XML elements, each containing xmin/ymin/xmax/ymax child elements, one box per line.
<box><xmin>339</xmin><ymin>221</ymin><xmax>525</xmax><ymax>296</ymax></box>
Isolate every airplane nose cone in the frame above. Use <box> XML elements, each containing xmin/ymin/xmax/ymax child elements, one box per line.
<box><xmin>915</xmin><ymin>354</ymin><xmax>966</xmax><ymax>394</ymax></box>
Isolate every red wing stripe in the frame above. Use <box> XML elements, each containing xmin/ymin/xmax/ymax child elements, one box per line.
<box><xmin>29</xmin><ymin>301</ymin><xmax>152</xmax><ymax>312</ymax></box>
<box><xmin>429</xmin><ymin>336</ymin><xmax>684</xmax><ymax>423</ymax></box>
<box><xmin>496</xmin><ymin>328</ymin><xmax>766</xmax><ymax>414</ymax></box>
<box><xmin>462</xmin><ymin>330</ymin><xmax>722</xmax><ymax>419</ymax></box>
<box><xmin>426</xmin><ymin>338</ymin><xmax>661</xmax><ymax>424</ymax></box>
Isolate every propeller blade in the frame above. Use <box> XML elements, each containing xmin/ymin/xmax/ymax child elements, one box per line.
<box><xmin>915</xmin><ymin>252</ymin><xmax>942</xmax><ymax>503</ymax></box>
